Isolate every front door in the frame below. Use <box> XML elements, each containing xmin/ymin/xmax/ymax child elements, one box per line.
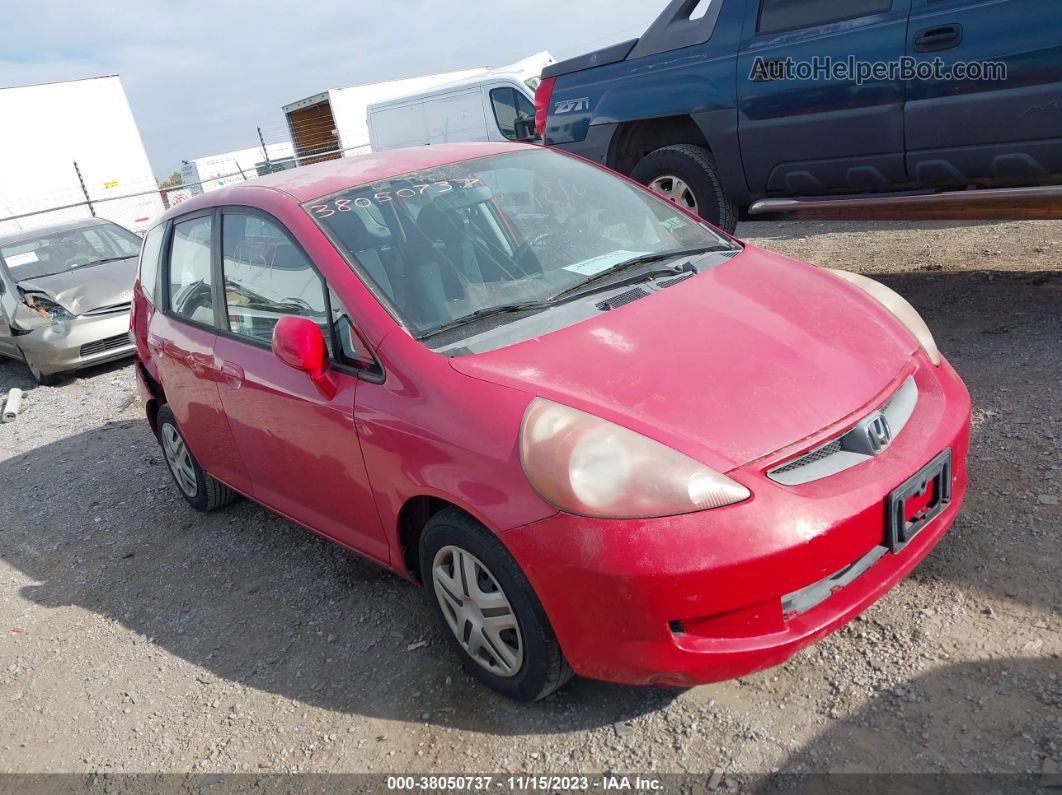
<box><xmin>210</xmin><ymin>208</ymin><xmax>388</xmax><ymax>563</ymax></box>
<box><xmin>737</xmin><ymin>0</ymin><xmax>912</xmax><ymax>196</ymax></box>
<box><xmin>152</xmin><ymin>210</ymin><xmax>251</xmax><ymax>493</ymax></box>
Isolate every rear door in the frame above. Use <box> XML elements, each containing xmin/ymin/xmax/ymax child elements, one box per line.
<box><xmin>905</xmin><ymin>0</ymin><xmax>1062</xmax><ymax>185</ymax></box>
<box><xmin>149</xmin><ymin>210</ymin><xmax>251</xmax><ymax>493</ymax></box>
<box><xmin>210</xmin><ymin>208</ymin><xmax>388</xmax><ymax>563</ymax></box>
<box><xmin>737</xmin><ymin>0</ymin><xmax>912</xmax><ymax>196</ymax></box>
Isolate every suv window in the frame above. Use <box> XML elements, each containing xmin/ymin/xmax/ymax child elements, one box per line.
<box><xmin>221</xmin><ymin>212</ymin><xmax>329</xmax><ymax>347</ymax></box>
<box><xmin>168</xmin><ymin>215</ymin><xmax>215</xmax><ymax>324</ymax></box>
<box><xmin>139</xmin><ymin>223</ymin><xmax>166</xmax><ymax>306</ymax></box>
<box><xmin>758</xmin><ymin>0</ymin><xmax>891</xmax><ymax>34</ymax></box>
<box><xmin>490</xmin><ymin>87</ymin><xmax>536</xmax><ymax>141</ymax></box>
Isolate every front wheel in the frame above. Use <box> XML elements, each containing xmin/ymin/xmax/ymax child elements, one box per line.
<box><xmin>420</xmin><ymin>508</ymin><xmax>573</xmax><ymax>701</ymax></box>
<box><xmin>156</xmin><ymin>405</ymin><xmax>237</xmax><ymax>512</ymax></box>
<box><xmin>631</xmin><ymin>144</ymin><xmax>739</xmax><ymax>234</ymax></box>
<box><xmin>21</xmin><ymin>351</ymin><xmax>60</xmax><ymax>386</ymax></box>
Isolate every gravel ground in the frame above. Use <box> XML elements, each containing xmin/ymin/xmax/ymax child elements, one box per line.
<box><xmin>1</xmin><ymin>218</ymin><xmax>1059</xmax><ymax>784</ymax></box>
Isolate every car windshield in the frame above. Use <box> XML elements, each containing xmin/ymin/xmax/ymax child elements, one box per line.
<box><xmin>0</xmin><ymin>222</ymin><xmax>142</xmax><ymax>281</ymax></box>
<box><xmin>306</xmin><ymin>149</ymin><xmax>738</xmax><ymax>338</ymax></box>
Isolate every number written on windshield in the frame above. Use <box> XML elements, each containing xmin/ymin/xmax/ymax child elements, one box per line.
<box><xmin>310</xmin><ymin>178</ymin><xmax>482</xmax><ymax>217</ymax></box>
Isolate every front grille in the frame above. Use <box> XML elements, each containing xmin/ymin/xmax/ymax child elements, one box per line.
<box><xmin>767</xmin><ymin>375</ymin><xmax>918</xmax><ymax>486</ymax></box>
<box><xmin>771</xmin><ymin>438</ymin><xmax>843</xmax><ymax>475</ymax></box>
<box><xmin>80</xmin><ymin>333</ymin><xmax>131</xmax><ymax>357</ymax></box>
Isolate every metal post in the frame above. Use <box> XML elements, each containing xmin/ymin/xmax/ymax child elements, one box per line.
<box><xmin>258</xmin><ymin>126</ymin><xmax>272</xmax><ymax>173</ymax></box>
<box><xmin>73</xmin><ymin>160</ymin><xmax>95</xmax><ymax>217</ymax></box>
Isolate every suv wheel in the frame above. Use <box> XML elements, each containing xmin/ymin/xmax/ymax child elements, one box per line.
<box><xmin>631</xmin><ymin>144</ymin><xmax>739</xmax><ymax>233</ymax></box>
<box><xmin>156</xmin><ymin>405</ymin><xmax>237</xmax><ymax>511</ymax></box>
<box><xmin>420</xmin><ymin>508</ymin><xmax>573</xmax><ymax>701</ymax></box>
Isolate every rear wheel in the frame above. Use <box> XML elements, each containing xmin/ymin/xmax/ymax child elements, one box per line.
<box><xmin>631</xmin><ymin>144</ymin><xmax>739</xmax><ymax>234</ymax></box>
<box><xmin>420</xmin><ymin>508</ymin><xmax>573</xmax><ymax>701</ymax></box>
<box><xmin>156</xmin><ymin>405</ymin><xmax>237</xmax><ymax>512</ymax></box>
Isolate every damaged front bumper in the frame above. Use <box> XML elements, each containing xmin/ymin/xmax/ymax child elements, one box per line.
<box><xmin>15</xmin><ymin>310</ymin><xmax>134</xmax><ymax>376</ymax></box>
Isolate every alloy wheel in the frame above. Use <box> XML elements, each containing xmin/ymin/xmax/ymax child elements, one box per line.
<box><xmin>431</xmin><ymin>545</ymin><xmax>524</xmax><ymax>677</ymax></box>
<box><xmin>161</xmin><ymin>422</ymin><xmax>198</xmax><ymax>498</ymax></box>
<box><xmin>648</xmin><ymin>174</ymin><xmax>698</xmax><ymax>214</ymax></box>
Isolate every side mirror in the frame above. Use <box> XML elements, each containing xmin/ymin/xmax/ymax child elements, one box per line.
<box><xmin>514</xmin><ymin>114</ymin><xmax>539</xmax><ymax>143</ymax></box>
<box><xmin>272</xmin><ymin>316</ymin><xmax>337</xmax><ymax>399</ymax></box>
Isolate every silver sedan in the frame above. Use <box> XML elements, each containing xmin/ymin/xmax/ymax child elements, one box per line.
<box><xmin>0</xmin><ymin>218</ymin><xmax>140</xmax><ymax>385</ymax></box>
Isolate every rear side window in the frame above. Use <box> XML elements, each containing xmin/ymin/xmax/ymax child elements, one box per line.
<box><xmin>167</xmin><ymin>215</ymin><xmax>215</xmax><ymax>325</ymax></box>
<box><xmin>758</xmin><ymin>0</ymin><xmax>891</xmax><ymax>34</ymax></box>
<box><xmin>490</xmin><ymin>88</ymin><xmax>535</xmax><ymax>141</ymax></box>
<box><xmin>138</xmin><ymin>224</ymin><xmax>166</xmax><ymax>306</ymax></box>
<box><xmin>221</xmin><ymin>212</ymin><xmax>329</xmax><ymax>348</ymax></box>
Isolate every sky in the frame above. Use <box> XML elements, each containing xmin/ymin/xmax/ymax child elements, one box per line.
<box><xmin>1</xmin><ymin>1</ymin><xmax>662</xmax><ymax>179</ymax></box>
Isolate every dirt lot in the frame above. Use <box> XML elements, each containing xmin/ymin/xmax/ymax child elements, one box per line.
<box><xmin>1</xmin><ymin>219</ymin><xmax>1059</xmax><ymax>785</ymax></box>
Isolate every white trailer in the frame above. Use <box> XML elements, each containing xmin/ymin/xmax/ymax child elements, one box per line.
<box><xmin>179</xmin><ymin>142</ymin><xmax>296</xmax><ymax>196</ymax></box>
<box><xmin>281</xmin><ymin>52</ymin><xmax>553</xmax><ymax>163</ymax></box>
<box><xmin>0</xmin><ymin>75</ymin><xmax>164</xmax><ymax>235</ymax></box>
<box><xmin>366</xmin><ymin>54</ymin><xmax>549</xmax><ymax>151</ymax></box>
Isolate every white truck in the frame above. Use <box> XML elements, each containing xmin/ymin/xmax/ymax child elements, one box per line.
<box><xmin>0</xmin><ymin>75</ymin><xmax>164</xmax><ymax>235</ymax></box>
<box><xmin>281</xmin><ymin>52</ymin><xmax>553</xmax><ymax>163</ymax></box>
<box><xmin>179</xmin><ymin>142</ymin><xmax>296</xmax><ymax>196</ymax></box>
<box><xmin>366</xmin><ymin>54</ymin><xmax>549</xmax><ymax>151</ymax></box>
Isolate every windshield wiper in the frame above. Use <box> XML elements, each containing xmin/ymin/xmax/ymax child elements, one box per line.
<box><xmin>417</xmin><ymin>301</ymin><xmax>558</xmax><ymax>340</ymax></box>
<box><xmin>550</xmin><ymin>245</ymin><xmax>735</xmax><ymax>302</ymax></box>
<box><xmin>72</xmin><ymin>256</ymin><xmax>131</xmax><ymax>269</ymax></box>
<box><xmin>416</xmin><ymin>245</ymin><xmax>738</xmax><ymax>340</ymax></box>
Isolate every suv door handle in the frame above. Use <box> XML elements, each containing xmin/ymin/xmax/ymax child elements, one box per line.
<box><xmin>219</xmin><ymin>361</ymin><xmax>245</xmax><ymax>390</ymax></box>
<box><xmin>913</xmin><ymin>24</ymin><xmax>963</xmax><ymax>53</ymax></box>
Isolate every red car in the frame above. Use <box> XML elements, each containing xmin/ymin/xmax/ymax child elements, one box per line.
<box><xmin>131</xmin><ymin>142</ymin><xmax>970</xmax><ymax>701</ymax></box>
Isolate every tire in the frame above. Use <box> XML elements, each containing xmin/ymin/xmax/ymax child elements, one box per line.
<box><xmin>156</xmin><ymin>405</ymin><xmax>237</xmax><ymax>512</ymax></box>
<box><xmin>21</xmin><ymin>351</ymin><xmax>60</xmax><ymax>386</ymax></box>
<box><xmin>631</xmin><ymin>143</ymin><xmax>739</xmax><ymax>234</ymax></box>
<box><xmin>420</xmin><ymin>508</ymin><xmax>573</xmax><ymax>701</ymax></box>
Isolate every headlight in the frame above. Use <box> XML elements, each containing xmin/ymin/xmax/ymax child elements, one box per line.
<box><xmin>520</xmin><ymin>398</ymin><xmax>750</xmax><ymax>519</ymax></box>
<box><xmin>24</xmin><ymin>294</ymin><xmax>74</xmax><ymax>324</ymax></box>
<box><xmin>825</xmin><ymin>269</ymin><xmax>940</xmax><ymax>366</ymax></box>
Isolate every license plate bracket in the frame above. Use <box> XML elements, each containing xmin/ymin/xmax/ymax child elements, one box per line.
<box><xmin>886</xmin><ymin>448</ymin><xmax>952</xmax><ymax>553</ymax></box>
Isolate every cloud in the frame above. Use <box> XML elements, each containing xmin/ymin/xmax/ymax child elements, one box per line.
<box><xmin>3</xmin><ymin>1</ymin><xmax>660</xmax><ymax>177</ymax></box>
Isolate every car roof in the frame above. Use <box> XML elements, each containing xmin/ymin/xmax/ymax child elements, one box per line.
<box><xmin>0</xmin><ymin>217</ymin><xmax>116</xmax><ymax>248</ymax></box>
<box><xmin>158</xmin><ymin>142</ymin><xmax>539</xmax><ymax>223</ymax></box>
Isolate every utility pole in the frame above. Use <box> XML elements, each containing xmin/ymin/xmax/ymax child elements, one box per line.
<box><xmin>73</xmin><ymin>160</ymin><xmax>95</xmax><ymax>217</ymax></box>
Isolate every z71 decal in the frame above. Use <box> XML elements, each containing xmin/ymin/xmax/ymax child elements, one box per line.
<box><xmin>554</xmin><ymin>97</ymin><xmax>590</xmax><ymax>114</ymax></box>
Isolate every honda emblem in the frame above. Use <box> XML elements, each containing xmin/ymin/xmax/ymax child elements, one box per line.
<box><xmin>865</xmin><ymin>414</ymin><xmax>893</xmax><ymax>453</ymax></box>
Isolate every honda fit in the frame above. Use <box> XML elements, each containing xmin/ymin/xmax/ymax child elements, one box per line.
<box><xmin>131</xmin><ymin>142</ymin><xmax>970</xmax><ymax>701</ymax></box>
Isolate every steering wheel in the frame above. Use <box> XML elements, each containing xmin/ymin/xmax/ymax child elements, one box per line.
<box><xmin>512</xmin><ymin>231</ymin><xmax>557</xmax><ymax>272</ymax></box>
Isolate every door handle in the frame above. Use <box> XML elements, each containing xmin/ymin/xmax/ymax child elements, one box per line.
<box><xmin>913</xmin><ymin>24</ymin><xmax>963</xmax><ymax>53</ymax></box>
<box><xmin>219</xmin><ymin>361</ymin><xmax>245</xmax><ymax>390</ymax></box>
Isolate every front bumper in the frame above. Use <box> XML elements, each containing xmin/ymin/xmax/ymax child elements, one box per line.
<box><xmin>17</xmin><ymin>312</ymin><xmax>134</xmax><ymax>376</ymax></box>
<box><xmin>501</xmin><ymin>356</ymin><xmax>971</xmax><ymax>686</ymax></box>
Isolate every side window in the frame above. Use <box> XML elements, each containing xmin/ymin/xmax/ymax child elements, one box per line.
<box><xmin>490</xmin><ymin>88</ymin><xmax>521</xmax><ymax>141</ymax></box>
<box><xmin>138</xmin><ymin>223</ymin><xmax>166</xmax><ymax>306</ymax></box>
<box><xmin>221</xmin><ymin>212</ymin><xmax>329</xmax><ymax>348</ymax></box>
<box><xmin>758</xmin><ymin>0</ymin><xmax>891</xmax><ymax>34</ymax></box>
<box><xmin>167</xmin><ymin>215</ymin><xmax>216</xmax><ymax>325</ymax></box>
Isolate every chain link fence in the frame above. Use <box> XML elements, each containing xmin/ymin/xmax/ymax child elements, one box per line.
<box><xmin>0</xmin><ymin>141</ymin><xmax>372</xmax><ymax>239</ymax></box>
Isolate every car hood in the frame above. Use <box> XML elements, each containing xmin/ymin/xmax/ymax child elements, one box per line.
<box><xmin>450</xmin><ymin>246</ymin><xmax>917</xmax><ymax>471</ymax></box>
<box><xmin>16</xmin><ymin>257</ymin><xmax>137</xmax><ymax>315</ymax></box>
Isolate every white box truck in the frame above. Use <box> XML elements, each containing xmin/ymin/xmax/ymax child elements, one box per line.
<box><xmin>179</xmin><ymin>142</ymin><xmax>296</xmax><ymax>196</ymax></box>
<box><xmin>367</xmin><ymin>53</ymin><xmax>551</xmax><ymax>151</ymax></box>
<box><xmin>281</xmin><ymin>52</ymin><xmax>553</xmax><ymax>162</ymax></box>
<box><xmin>0</xmin><ymin>75</ymin><xmax>164</xmax><ymax>235</ymax></box>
